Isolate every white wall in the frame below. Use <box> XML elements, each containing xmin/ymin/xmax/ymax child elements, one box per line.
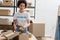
<box><xmin>58</xmin><ymin>0</ymin><xmax>60</xmax><ymax>5</ymax></box>
<box><xmin>35</xmin><ymin>0</ymin><xmax>58</xmax><ymax>37</ymax></box>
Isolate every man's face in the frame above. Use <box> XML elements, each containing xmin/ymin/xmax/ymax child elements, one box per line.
<box><xmin>19</xmin><ymin>3</ymin><xmax>25</xmax><ymax>10</ymax></box>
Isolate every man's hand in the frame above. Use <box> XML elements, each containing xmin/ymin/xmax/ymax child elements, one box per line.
<box><xmin>14</xmin><ymin>26</ymin><xmax>17</xmax><ymax>30</ymax></box>
<box><xmin>19</xmin><ymin>26</ymin><xmax>24</xmax><ymax>31</ymax></box>
<box><xmin>13</xmin><ymin>20</ymin><xmax>17</xmax><ymax>30</ymax></box>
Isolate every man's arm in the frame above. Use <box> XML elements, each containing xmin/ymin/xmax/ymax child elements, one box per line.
<box><xmin>13</xmin><ymin>20</ymin><xmax>17</xmax><ymax>30</ymax></box>
<box><xmin>13</xmin><ymin>13</ymin><xmax>17</xmax><ymax>30</ymax></box>
<box><xmin>27</xmin><ymin>19</ymin><xmax>30</xmax><ymax>27</ymax></box>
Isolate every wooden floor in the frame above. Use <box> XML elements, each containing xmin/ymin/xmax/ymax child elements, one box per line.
<box><xmin>36</xmin><ymin>37</ymin><xmax>54</xmax><ymax>40</ymax></box>
<box><xmin>29</xmin><ymin>34</ymin><xmax>55</xmax><ymax>40</ymax></box>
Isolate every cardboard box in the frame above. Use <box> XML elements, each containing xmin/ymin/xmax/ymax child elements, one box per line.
<box><xmin>0</xmin><ymin>9</ymin><xmax>10</xmax><ymax>16</ymax></box>
<box><xmin>3</xmin><ymin>0</ymin><xmax>13</xmax><ymax>6</ymax></box>
<box><xmin>36</xmin><ymin>37</ymin><xmax>42</xmax><ymax>40</ymax></box>
<box><xmin>29</xmin><ymin>23</ymin><xmax>33</xmax><ymax>33</ymax></box>
<box><xmin>0</xmin><ymin>36</ymin><xmax>6</xmax><ymax>40</ymax></box>
<box><xmin>0</xmin><ymin>32</ymin><xmax>8</xmax><ymax>40</ymax></box>
<box><xmin>0</xmin><ymin>31</ymin><xmax>19</xmax><ymax>40</ymax></box>
<box><xmin>0</xmin><ymin>18</ymin><xmax>12</xmax><ymax>25</ymax></box>
<box><xmin>27</xmin><ymin>3</ymin><xmax>32</xmax><ymax>7</ymax></box>
<box><xmin>3</xmin><ymin>0</ymin><xmax>12</xmax><ymax>2</ymax></box>
<box><xmin>19</xmin><ymin>33</ymin><xmax>29</xmax><ymax>40</ymax></box>
<box><xmin>29</xmin><ymin>23</ymin><xmax>45</xmax><ymax>37</ymax></box>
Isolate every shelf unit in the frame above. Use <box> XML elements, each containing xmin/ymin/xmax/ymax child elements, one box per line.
<box><xmin>0</xmin><ymin>0</ymin><xmax>36</xmax><ymax>18</ymax></box>
<box><xmin>0</xmin><ymin>0</ymin><xmax>15</xmax><ymax>27</ymax></box>
<box><xmin>0</xmin><ymin>0</ymin><xmax>36</xmax><ymax>25</ymax></box>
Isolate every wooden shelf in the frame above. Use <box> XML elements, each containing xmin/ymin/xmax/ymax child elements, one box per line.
<box><xmin>30</xmin><ymin>16</ymin><xmax>34</xmax><ymax>17</ymax></box>
<box><xmin>26</xmin><ymin>7</ymin><xmax>35</xmax><ymax>8</ymax></box>
<box><xmin>15</xmin><ymin>6</ymin><xmax>35</xmax><ymax>8</ymax></box>
<box><xmin>0</xmin><ymin>6</ymin><xmax>15</xmax><ymax>8</ymax></box>
<box><xmin>0</xmin><ymin>24</ymin><xmax>12</xmax><ymax>26</ymax></box>
<box><xmin>0</xmin><ymin>25</ymin><xmax>13</xmax><ymax>30</ymax></box>
<box><xmin>0</xmin><ymin>6</ymin><xmax>35</xmax><ymax>8</ymax></box>
<box><xmin>0</xmin><ymin>15</ymin><xmax>13</xmax><ymax>17</ymax></box>
<box><xmin>30</xmin><ymin>16</ymin><xmax>35</xmax><ymax>19</ymax></box>
<box><xmin>0</xmin><ymin>15</ymin><xmax>34</xmax><ymax>18</ymax></box>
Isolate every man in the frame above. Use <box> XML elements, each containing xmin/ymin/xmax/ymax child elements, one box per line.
<box><xmin>13</xmin><ymin>0</ymin><xmax>30</xmax><ymax>33</ymax></box>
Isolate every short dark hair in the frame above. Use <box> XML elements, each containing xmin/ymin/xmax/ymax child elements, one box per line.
<box><xmin>17</xmin><ymin>0</ymin><xmax>27</xmax><ymax>8</ymax></box>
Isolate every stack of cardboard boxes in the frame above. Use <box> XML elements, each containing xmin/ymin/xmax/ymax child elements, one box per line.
<box><xmin>0</xmin><ymin>0</ymin><xmax>13</xmax><ymax>25</ymax></box>
<box><xmin>0</xmin><ymin>0</ymin><xmax>13</xmax><ymax>24</ymax></box>
<box><xmin>0</xmin><ymin>8</ymin><xmax>12</xmax><ymax>25</ymax></box>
